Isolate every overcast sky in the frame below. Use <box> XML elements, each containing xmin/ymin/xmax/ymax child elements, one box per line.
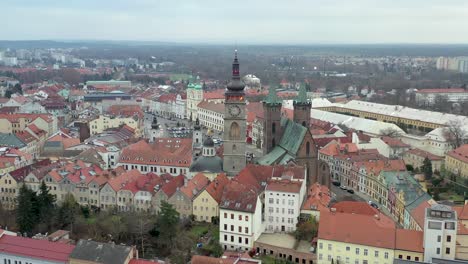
<box><xmin>2</xmin><ymin>0</ymin><xmax>468</xmax><ymax>44</ymax></box>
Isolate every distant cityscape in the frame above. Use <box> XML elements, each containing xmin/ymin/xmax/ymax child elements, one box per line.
<box><xmin>0</xmin><ymin>42</ymin><xmax>467</xmax><ymax>264</ymax></box>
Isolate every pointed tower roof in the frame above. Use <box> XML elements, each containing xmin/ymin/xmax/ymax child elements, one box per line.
<box><xmin>294</xmin><ymin>83</ymin><xmax>310</xmax><ymax>106</ymax></box>
<box><xmin>264</xmin><ymin>84</ymin><xmax>281</xmax><ymax>106</ymax></box>
<box><xmin>226</xmin><ymin>50</ymin><xmax>245</xmax><ymax>92</ymax></box>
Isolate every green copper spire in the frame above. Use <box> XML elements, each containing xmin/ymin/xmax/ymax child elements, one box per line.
<box><xmin>295</xmin><ymin>83</ymin><xmax>308</xmax><ymax>104</ymax></box>
<box><xmin>265</xmin><ymin>84</ymin><xmax>280</xmax><ymax>105</ymax></box>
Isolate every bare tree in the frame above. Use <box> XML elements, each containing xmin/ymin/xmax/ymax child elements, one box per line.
<box><xmin>444</xmin><ymin>120</ymin><xmax>467</xmax><ymax>149</ymax></box>
<box><xmin>380</xmin><ymin>127</ymin><xmax>403</xmax><ymax>138</ymax></box>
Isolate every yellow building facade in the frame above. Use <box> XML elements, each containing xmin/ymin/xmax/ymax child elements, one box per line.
<box><xmin>192</xmin><ymin>189</ymin><xmax>219</xmax><ymax>223</ymax></box>
<box><xmin>317</xmin><ymin>239</ymin><xmax>394</xmax><ymax>264</ymax></box>
<box><xmin>0</xmin><ymin>173</ymin><xmax>20</xmax><ymax>210</ymax></box>
<box><xmin>445</xmin><ymin>147</ymin><xmax>468</xmax><ymax>178</ymax></box>
<box><xmin>89</xmin><ymin>115</ymin><xmax>141</xmax><ymax>136</ymax></box>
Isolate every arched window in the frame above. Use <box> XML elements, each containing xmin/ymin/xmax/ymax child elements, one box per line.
<box><xmin>272</xmin><ymin>138</ymin><xmax>276</xmax><ymax>148</ymax></box>
<box><xmin>272</xmin><ymin>122</ymin><xmax>276</xmax><ymax>135</ymax></box>
<box><xmin>233</xmin><ymin>144</ymin><xmax>237</xmax><ymax>151</ymax></box>
<box><xmin>229</xmin><ymin>122</ymin><xmax>240</xmax><ymax>140</ymax></box>
<box><xmin>306</xmin><ymin>141</ymin><xmax>310</xmax><ymax>156</ymax></box>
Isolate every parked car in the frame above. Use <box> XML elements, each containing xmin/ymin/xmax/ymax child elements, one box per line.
<box><xmin>332</xmin><ymin>181</ymin><xmax>341</xmax><ymax>186</ymax></box>
<box><xmin>340</xmin><ymin>185</ymin><xmax>347</xmax><ymax>190</ymax></box>
<box><xmin>347</xmin><ymin>189</ymin><xmax>355</xmax><ymax>194</ymax></box>
<box><xmin>368</xmin><ymin>201</ymin><xmax>379</xmax><ymax>209</ymax></box>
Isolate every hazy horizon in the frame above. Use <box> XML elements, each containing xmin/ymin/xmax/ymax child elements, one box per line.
<box><xmin>2</xmin><ymin>0</ymin><xmax>468</xmax><ymax>44</ymax></box>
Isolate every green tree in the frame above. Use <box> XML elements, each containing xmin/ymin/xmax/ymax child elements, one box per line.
<box><xmin>150</xmin><ymin>201</ymin><xmax>179</xmax><ymax>255</ymax></box>
<box><xmin>294</xmin><ymin>216</ymin><xmax>318</xmax><ymax>241</ymax></box>
<box><xmin>16</xmin><ymin>185</ymin><xmax>38</xmax><ymax>235</ymax></box>
<box><xmin>37</xmin><ymin>182</ymin><xmax>56</xmax><ymax>216</ymax></box>
<box><xmin>422</xmin><ymin>157</ymin><xmax>433</xmax><ymax>180</ymax></box>
<box><xmin>57</xmin><ymin>193</ymin><xmax>79</xmax><ymax>230</ymax></box>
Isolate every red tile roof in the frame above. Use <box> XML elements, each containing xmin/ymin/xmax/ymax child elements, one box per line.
<box><xmin>107</xmin><ymin>105</ymin><xmax>143</xmax><ymax>119</ymax></box>
<box><xmin>221</xmin><ymin>180</ymin><xmax>258</xmax><ymax>213</ymax></box>
<box><xmin>301</xmin><ymin>183</ymin><xmax>331</xmax><ymax>212</ymax></box>
<box><xmin>203</xmin><ymin>89</ymin><xmax>225</xmax><ymax>100</ymax></box>
<box><xmin>331</xmin><ymin>201</ymin><xmax>379</xmax><ymax>216</ymax></box>
<box><xmin>161</xmin><ymin>174</ymin><xmax>185</xmax><ymax>197</ymax></box>
<box><xmin>319</xmin><ymin>141</ymin><xmax>358</xmax><ymax>157</ymax></box>
<box><xmin>180</xmin><ymin>173</ymin><xmax>210</xmax><ymax>199</ymax></box>
<box><xmin>197</xmin><ymin>100</ymin><xmax>225</xmax><ymax>113</ymax></box>
<box><xmin>447</xmin><ymin>144</ymin><xmax>468</xmax><ymax>164</ymax></box>
<box><xmin>204</xmin><ymin>173</ymin><xmax>230</xmax><ymax>203</ymax></box>
<box><xmin>318</xmin><ymin>211</ymin><xmax>396</xmax><ymax>249</ymax></box>
<box><xmin>380</xmin><ymin>136</ymin><xmax>410</xmax><ymax>148</ymax></box>
<box><xmin>395</xmin><ymin>229</ymin><xmax>424</xmax><ymax>253</ymax></box>
<box><xmin>119</xmin><ymin>139</ymin><xmax>192</xmax><ymax>167</ymax></box>
<box><xmin>410</xmin><ymin>201</ymin><xmax>432</xmax><ymax>229</ymax></box>
<box><xmin>266</xmin><ymin>179</ymin><xmax>302</xmax><ymax>193</ymax></box>
<box><xmin>108</xmin><ymin>169</ymin><xmax>143</xmax><ymax>192</ymax></box>
<box><xmin>0</xmin><ymin>234</ymin><xmax>75</xmax><ymax>263</ymax></box>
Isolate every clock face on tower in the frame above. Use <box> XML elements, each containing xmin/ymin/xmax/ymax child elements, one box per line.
<box><xmin>228</xmin><ymin>105</ymin><xmax>241</xmax><ymax>117</ymax></box>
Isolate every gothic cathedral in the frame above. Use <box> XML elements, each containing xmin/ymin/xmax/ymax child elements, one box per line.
<box><xmin>223</xmin><ymin>51</ymin><xmax>247</xmax><ymax>176</ymax></box>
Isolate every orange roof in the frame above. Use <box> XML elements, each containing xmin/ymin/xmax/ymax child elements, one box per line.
<box><xmin>119</xmin><ymin>139</ymin><xmax>192</xmax><ymax>167</ymax></box>
<box><xmin>319</xmin><ymin>141</ymin><xmax>358</xmax><ymax>157</ymax></box>
<box><xmin>380</xmin><ymin>136</ymin><xmax>410</xmax><ymax>148</ymax></box>
<box><xmin>204</xmin><ymin>173</ymin><xmax>230</xmax><ymax>203</ymax></box>
<box><xmin>318</xmin><ymin>211</ymin><xmax>396</xmax><ymax>249</ymax></box>
<box><xmin>266</xmin><ymin>179</ymin><xmax>302</xmax><ymax>193</ymax></box>
<box><xmin>161</xmin><ymin>174</ymin><xmax>185</xmax><ymax>197</ymax></box>
<box><xmin>410</xmin><ymin>201</ymin><xmax>432</xmax><ymax>229</ymax></box>
<box><xmin>107</xmin><ymin>105</ymin><xmax>143</xmax><ymax>119</ymax></box>
<box><xmin>197</xmin><ymin>100</ymin><xmax>224</xmax><ymax>113</ymax></box>
<box><xmin>203</xmin><ymin>89</ymin><xmax>225</xmax><ymax>100</ymax></box>
<box><xmin>180</xmin><ymin>173</ymin><xmax>210</xmax><ymax>199</ymax></box>
<box><xmin>15</xmin><ymin>131</ymin><xmax>37</xmax><ymax>144</ymax></box>
<box><xmin>454</xmin><ymin>203</ymin><xmax>468</xmax><ymax>220</ymax></box>
<box><xmin>108</xmin><ymin>169</ymin><xmax>143</xmax><ymax>192</ymax></box>
<box><xmin>331</xmin><ymin>201</ymin><xmax>379</xmax><ymax>216</ymax></box>
<box><xmin>447</xmin><ymin>144</ymin><xmax>468</xmax><ymax>164</ymax></box>
<box><xmin>301</xmin><ymin>183</ymin><xmax>331</xmax><ymax>212</ymax></box>
<box><xmin>395</xmin><ymin>229</ymin><xmax>424</xmax><ymax>253</ymax></box>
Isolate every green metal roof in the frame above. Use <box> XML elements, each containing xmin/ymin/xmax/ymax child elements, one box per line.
<box><xmin>380</xmin><ymin>171</ymin><xmax>428</xmax><ymax>207</ymax></box>
<box><xmin>279</xmin><ymin>120</ymin><xmax>307</xmax><ymax>154</ymax></box>
<box><xmin>187</xmin><ymin>83</ymin><xmax>202</xmax><ymax>90</ymax></box>
<box><xmin>279</xmin><ymin>153</ymin><xmax>295</xmax><ymax>164</ymax></box>
<box><xmin>257</xmin><ymin>146</ymin><xmax>286</xmax><ymax>165</ymax></box>
<box><xmin>264</xmin><ymin>85</ymin><xmax>280</xmax><ymax>105</ymax></box>
<box><xmin>0</xmin><ymin>133</ymin><xmax>26</xmax><ymax>148</ymax></box>
<box><xmin>295</xmin><ymin>83</ymin><xmax>308</xmax><ymax>104</ymax></box>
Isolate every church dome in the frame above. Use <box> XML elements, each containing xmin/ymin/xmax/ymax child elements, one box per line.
<box><xmin>203</xmin><ymin>137</ymin><xmax>215</xmax><ymax>147</ymax></box>
<box><xmin>189</xmin><ymin>156</ymin><xmax>223</xmax><ymax>173</ymax></box>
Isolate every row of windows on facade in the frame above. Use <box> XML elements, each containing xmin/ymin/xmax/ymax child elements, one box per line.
<box><xmin>428</xmin><ymin>221</ymin><xmax>456</xmax><ymax>230</ymax></box>
<box><xmin>223</xmin><ymin>212</ymin><xmax>249</xmax><ymax>221</ymax></box>
<box><xmin>268</xmin><ymin>197</ymin><xmax>295</xmax><ymax>205</ymax></box>
<box><xmin>3</xmin><ymin>259</ymin><xmax>34</xmax><ymax>264</ymax></box>
<box><xmin>319</xmin><ymin>243</ymin><xmax>390</xmax><ymax>259</ymax></box>
<box><xmin>194</xmin><ymin>206</ymin><xmax>216</xmax><ymax>212</ymax></box>
<box><xmin>123</xmin><ymin>164</ymin><xmax>187</xmax><ymax>174</ymax></box>
<box><xmin>267</xmin><ymin>216</ymin><xmax>296</xmax><ymax>224</ymax></box>
<box><xmin>222</xmin><ymin>234</ymin><xmax>249</xmax><ymax>245</ymax></box>
<box><xmin>223</xmin><ymin>224</ymin><xmax>249</xmax><ymax>234</ymax></box>
<box><xmin>268</xmin><ymin>207</ymin><xmax>295</xmax><ymax>215</ymax></box>
<box><xmin>318</xmin><ymin>254</ymin><xmax>391</xmax><ymax>264</ymax></box>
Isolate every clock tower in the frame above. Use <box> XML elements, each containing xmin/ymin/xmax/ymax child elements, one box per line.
<box><xmin>223</xmin><ymin>51</ymin><xmax>246</xmax><ymax>176</ymax></box>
